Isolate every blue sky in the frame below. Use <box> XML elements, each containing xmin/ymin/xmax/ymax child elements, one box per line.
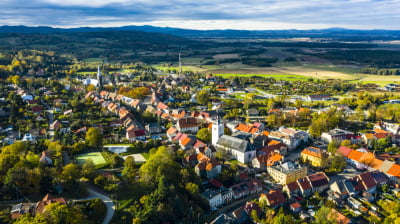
<box><xmin>1</xmin><ymin>0</ymin><xmax>399</xmax><ymax>30</ymax></box>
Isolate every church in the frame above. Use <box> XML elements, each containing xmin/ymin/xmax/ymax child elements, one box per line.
<box><xmin>82</xmin><ymin>66</ymin><xmax>103</xmax><ymax>87</ymax></box>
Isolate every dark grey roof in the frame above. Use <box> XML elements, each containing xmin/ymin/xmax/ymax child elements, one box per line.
<box><xmin>211</xmin><ymin>214</ymin><xmax>239</xmax><ymax>224</ymax></box>
<box><xmin>217</xmin><ymin>135</ymin><xmax>254</xmax><ymax>153</ymax></box>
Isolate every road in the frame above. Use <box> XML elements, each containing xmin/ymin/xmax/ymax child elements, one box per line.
<box><xmin>77</xmin><ymin>188</ymin><xmax>115</xmax><ymax>224</ymax></box>
<box><xmin>203</xmin><ymin>193</ymin><xmax>260</xmax><ymax>223</ymax></box>
<box><xmin>247</xmin><ymin>87</ymin><xmax>276</xmax><ymax>98</ymax></box>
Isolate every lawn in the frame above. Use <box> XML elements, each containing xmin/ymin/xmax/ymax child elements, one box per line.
<box><xmin>76</xmin><ymin>152</ymin><xmax>107</xmax><ymax>168</ymax></box>
<box><xmin>214</xmin><ymin>73</ymin><xmax>310</xmax><ymax>81</ymax></box>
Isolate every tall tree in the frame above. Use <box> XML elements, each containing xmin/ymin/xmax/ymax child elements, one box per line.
<box><xmin>85</xmin><ymin>127</ymin><xmax>103</xmax><ymax>149</ymax></box>
<box><xmin>122</xmin><ymin>156</ymin><xmax>136</xmax><ymax>183</ymax></box>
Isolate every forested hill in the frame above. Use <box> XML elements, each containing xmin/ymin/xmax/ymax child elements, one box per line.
<box><xmin>0</xmin><ymin>31</ymin><xmax>197</xmax><ymax>62</ymax></box>
<box><xmin>1</xmin><ymin>25</ymin><xmax>400</xmax><ymax>41</ymax></box>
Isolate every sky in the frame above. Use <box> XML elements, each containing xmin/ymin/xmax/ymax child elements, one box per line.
<box><xmin>1</xmin><ymin>0</ymin><xmax>399</xmax><ymax>30</ymax></box>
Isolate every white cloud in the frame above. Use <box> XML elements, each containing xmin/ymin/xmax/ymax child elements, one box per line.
<box><xmin>0</xmin><ymin>0</ymin><xmax>398</xmax><ymax>29</ymax></box>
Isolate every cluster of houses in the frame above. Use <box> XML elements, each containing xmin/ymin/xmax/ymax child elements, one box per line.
<box><xmin>10</xmin><ymin>194</ymin><xmax>67</xmax><ymax>220</ymax></box>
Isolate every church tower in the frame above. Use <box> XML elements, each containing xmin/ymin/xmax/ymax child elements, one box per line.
<box><xmin>97</xmin><ymin>65</ymin><xmax>103</xmax><ymax>88</ymax></box>
<box><xmin>212</xmin><ymin>118</ymin><xmax>224</xmax><ymax>146</ymax></box>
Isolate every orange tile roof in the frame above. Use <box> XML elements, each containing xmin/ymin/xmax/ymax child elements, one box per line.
<box><xmin>180</xmin><ymin>137</ymin><xmax>192</xmax><ymax>146</ymax></box>
<box><xmin>374</xmin><ymin>129</ymin><xmax>389</xmax><ymax>134</ymax></box>
<box><xmin>267</xmin><ymin>154</ymin><xmax>283</xmax><ymax>166</ymax></box>
<box><xmin>268</xmin><ymin>140</ymin><xmax>281</xmax><ymax>146</ymax></box>
<box><xmin>347</xmin><ymin>150</ymin><xmax>363</xmax><ymax>161</ymax></box>
<box><xmin>301</xmin><ymin>147</ymin><xmax>322</xmax><ymax>158</ymax></box>
<box><xmin>167</xmin><ymin>126</ymin><xmax>177</xmax><ymax>135</ymax></box>
<box><xmin>359</xmin><ymin>152</ymin><xmax>376</xmax><ymax>165</ymax></box>
<box><xmin>262</xmin><ymin>131</ymin><xmax>270</xmax><ymax>136</ymax></box>
<box><xmin>371</xmin><ymin>158</ymin><xmax>384</xmax><ymax>170</ymax></box>
<box><xmin>197</xmin><ymin>152</ymin><xmax>210</xmax><ymax>163</ymax></box>
<box><xmin>364</xmin><ymin>133</ymin><xmax>374</xmax><ymax>140</ymax></box>
<box><xmin>387</xmin><ymin>164</ymin><xmax>400</xmax><ymax>177</ymax></box>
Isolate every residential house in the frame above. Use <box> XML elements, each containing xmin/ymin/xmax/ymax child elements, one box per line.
<box><xmin>216</xmin><ymin>135</ymin><xmax>256</xmax><ymax>164</ymax></box>
<box><xmin>336</xmin><ymin>146</ymin><xmax>352</xmax><ymax>158</ymax></box>
<box><xmin>31</xmin><ymin>105</ymin><xmax>43</xmax><ymax>113</ymax></box>
<box><xmin>210</xmin><ymin>214</ymin><xmax>238</xmax><ymax>224</ymax></box>
<box><xmin>351</xmin><ymin>172</ymin><xmax>378</xmax><ymax>193</ymax></box>
<box><xmin>346</xmin><ymin>150</ymin><xmax>363</xmax><ymax>167</ymax></box>
<box><xmin>295</xmin><ymin>172</ymin><xmax>329</xmax><ymax>197</ymax></box>
<box><xmin>267</xmin><ymin>161</ymin><xmax>308</xmax><ymax>185</ymax></box>
<box><xmin>202</xmin><ymin>189</ymin><xmax>223</xmax><ymax>209</ymax></box>
<box><xmin>283</xmin><ymin>181</ymin><xmax>300</xmax><ymax>198</ymax></box>
<box><xmin>232</xmin><ymin>206</ymin><xmax>248</xmax><ymax>223</ymax></box>
<box><xmin>179</xmin><ymin>135</ymin><xmax>196</xmax><ymax>150</ymax></box>
<box><xmin>166</xmin><ymin>126</ymin><xmax>178</xmax><ymax>140</ymax></box>
<box><xmin>308</xmin><ymin>172</ymin><xmax>330</xmax><ymax>193</ymax></box>
<box><xmin>145</xmin><ymin>123</ymin><xmax>162</xmax><ymax>134</ymax></box>
<box><xmin>50</xmin><ymin>120</ymin><xmax>61</xmax><ymax>130</ymax></box>
<box><xmin>230</xmin><ymin>182</ymin><xmax>250</xmax><ymax>199</ymax></box>
<box><xmin>263</xmin><ymin>190</ymin><xmax>287</xmax><ymax>208</ymax></box>
<box><xmin>259</xmin><ymin>141</ymin><xmax>288</xmax><ymax>156</ymax></box>
<box><xmin>252</xmin><ymin>154</ymin><xmax>269</xmax><ymax>171</ymax></box>
<box><xmin>386</xmin><ymin>164</ymin><xmax>400</xmax><ymax>182</ymax></box>
<box><xmin>10</xmin><ymin>203</ymin><xmax>35</xmax><ymax>219</ymax></box>
<box><xmin>176</xmin><ymin>117</ymin><xmax>200</xmax><ymax>133</ymax></box>
<box><xmin>300</xmin><ymin>147</ymin><xmax>326</xmax><ymax>167</ymax></box>
<box><xmin>244</xmin><ymin>202</ymin><xmax>262</xmax><ymax>218</ymax></box>
<box><xmin>126</xmin><ymin>129</ymin><xmax>146</xmax><ymax>142</ymax></box>
<box><xmin>35</xmin><ymin>194</ymin><xmax>67</xmax><ymax>214</ymax></box>
<box><xmin>39</xmin><ymin>151</ymin><xmax>52</xmax><ymax>165</ymax></box>
<box><xmin>22</xmin><ymin>133</ymin><xmax>36</xmax><ymax>142</ymax></box>
<box><xmin>321</xmin><ymin>128</ymin><xmax>359</xmax><ymax>144</ymax></box>
<box><xmin>290</xmin><ymin>202</ymin><xmax>302</xmax><ymax>213</ymax></box>
<box><xmin>268</xmin><ymin>127</ymin><xmax>308</xmax><ymax>151</ymax></box>
<box><xmin>327</xmin><ymin>209</ymin><xmax>351</xmax><ymax>224</ymax></box>
<box><xmin>330</xmin><ymin>180</ymin><xmax>356</xmax><ymax>199</ymax></box>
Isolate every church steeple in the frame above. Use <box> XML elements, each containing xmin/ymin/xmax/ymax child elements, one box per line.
<box><xmin>212</xmin><ymin>117</ymin><xmax>224</xmax><ymax>146</ymax></box>
<box><xmin>97</xmin><ymin>65</ymin><xmax>103</xmax><ymax>88</ymax></box>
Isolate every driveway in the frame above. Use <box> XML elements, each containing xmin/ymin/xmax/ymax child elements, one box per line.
<box><xmin>77</xmin><ymin>188</ymin><xmax>115</xmax><ymax>224</ymax></box>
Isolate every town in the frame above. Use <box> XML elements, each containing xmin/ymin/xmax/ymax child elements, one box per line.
<box><xmin>0</xmin><ymin>57</ymin><xmax>400</xmax><ymax>224</ymax></box>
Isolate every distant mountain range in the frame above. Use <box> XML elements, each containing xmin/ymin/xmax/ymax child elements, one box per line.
<box><xmin>0</xmin><ymin>25</ymin><xmax>399</xmax><ymax>40</ymax></box>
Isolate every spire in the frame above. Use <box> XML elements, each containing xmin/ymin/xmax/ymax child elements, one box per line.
<box><xmin>97</xmin><ymin>65</ymin><xmax>103</xmax><ymax>88</ymax></box>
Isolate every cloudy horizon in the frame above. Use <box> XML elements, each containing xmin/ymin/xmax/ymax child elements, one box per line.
<box><xmin>1</xmin><ymin>0</ymin><xmax>399</xmax><ymax>30</ymax></box>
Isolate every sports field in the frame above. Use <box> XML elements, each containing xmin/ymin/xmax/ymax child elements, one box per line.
<box><xmin>76</xmin><ymin>152</ymin><xmax>107</xmax><ymax>168</ymax></box>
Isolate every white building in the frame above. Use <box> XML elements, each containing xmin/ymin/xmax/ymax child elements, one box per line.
<box><xmin>212</xmin><ymin>119</ymin><xmax>224</xmax><ymax>146</ymax></box>
<box><xmin>216</xmin><ymin>135</ymin><xmax>256</xmax><ymax>164</ymax></box>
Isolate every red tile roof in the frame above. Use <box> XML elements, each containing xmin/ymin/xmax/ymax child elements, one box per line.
<box><xmin>359</xmin><ymin>172</ymin><xmax>378</xmax><ymax>189</ymax></box>
<box><xmin>337</xmin><ymin>146</ymin><xmax>352</xmax><ymax>157</ymax></box>
<box><xmin>266</xmin><ymin>190</ymin><xmax>286</xmax><ymax>208</ymax></box>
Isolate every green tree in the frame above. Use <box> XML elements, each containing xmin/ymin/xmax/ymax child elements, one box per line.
<box><xmin>82</xmin><ymin>159</ymin><xmax>95</xmax><ymax>178</ymax></box>
<box><xmin>327</xmin><ymin>141</ymin><xmax>339</xmax><ymax>154</ymax></box>
<box><xmin>60</xmin><ymin>164</ymin><xmax>81</xmax><ymax>184</ymax></box>
<box><xmin>196</xmin><ymin>128</ymin><xmax>211</xmax><ymax>143</ymax></box>
<box><xmin>42</xmin><ymin>202</ymin><xmax>89</xmax><ymax>224</ymax></box>
<box><xmin>122</xmin><ymin>156</ymin><xmax>136</xmax><ymax>182</ymax></box>
<box><xmin>325</xmin><ymin>155</ymin><xmax>346</xmax><ymax>173</ymax></box>
<box><xmin>314</xmin><ymin>206</ymin><xmax>335</xmax><ymax>224</ymax></box>
<box><xmin>340</xmin><ymin>139</ymin><xmax>352</xmax><ymax>147</ymax></box>
<box><xmin>196</xmin><ymin>90</ymin><xmax>210</xmax><ymax>105</ymax></box>
<box><xmin>85</xmin><ymin>127</ymin><xmax>103</xmax><ymax>149</ymax></box>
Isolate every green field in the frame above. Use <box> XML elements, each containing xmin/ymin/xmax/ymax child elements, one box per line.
<box><xmin>214</xmin><ymin>73</ymin><xmax>310</xmax><ymax>81</ymax></box>
<box><xmin>76</xmin><ymin>152</ymin><xmax>107</xmax><ymax>168</ymax></box>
